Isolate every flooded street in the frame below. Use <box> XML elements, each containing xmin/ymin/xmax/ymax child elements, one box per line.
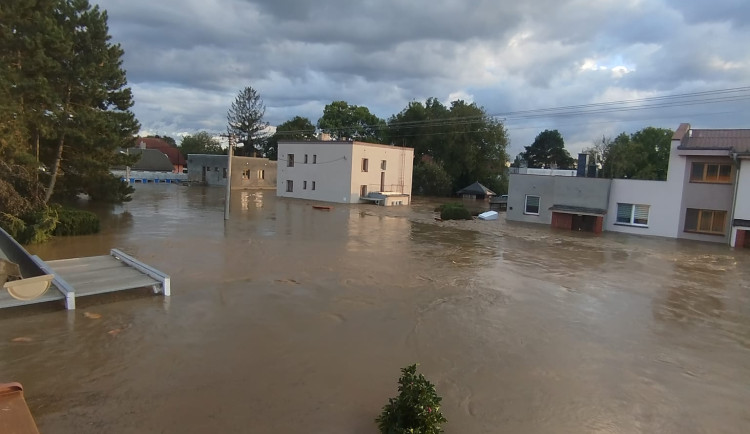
<box><xmin>2</xmin><ymin>184</ymin><xmax>750</xmax><ymax>433</ymax></box>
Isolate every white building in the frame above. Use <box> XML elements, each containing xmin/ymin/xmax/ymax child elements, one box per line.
<box><xmin>276</xmin><ymin>140</ymin><xmax>414</xmax><ymax>205</ymax></box>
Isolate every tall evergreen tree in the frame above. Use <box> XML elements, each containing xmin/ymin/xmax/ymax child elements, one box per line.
<box><xmin>1</xmin><ymin>0</ymin><xmax>139</xmax><ymax>204</ymax></box>
<box><xmin>226</xmin><ymin>86</ymin><xmax>269</xmax><ymax>156</ymax></box>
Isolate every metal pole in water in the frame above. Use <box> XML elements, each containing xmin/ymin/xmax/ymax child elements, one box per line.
<box><xmin>224</xmin><ymin>136</ymin><xmax>234</xmax><ymax>220</ymax></box>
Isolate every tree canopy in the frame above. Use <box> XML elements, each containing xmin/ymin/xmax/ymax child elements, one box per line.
<box><xmin>179</xmin><ymin>131</ymin><xmax>223</xmax><ymax>157</ymax></box>
<box><xmin>596</xmin><ymin>127</ymin><xmax>673</xmax><ymax>180</ymax></box>
<box><xmin>227</xmin><ymin>86</ymin><xmax>269</xmax><ymax>156</ymax></box>
<box><xmin>521</xmin><ymin>130</ymin><xmax>575</xmax><ymax>169</ymax></box>
<box><xmin>387</xmin><ymin>98</ymin><xmax>509</xmax><ymax>195</ymax></box>
<box><xmin>264</xmin><ymin>116</ymin><xmax>317</xmax><ymax>160</ymax></box>
<box><xmin>0</xmin><ymin>0</ymin><xmax>139</xmax><ymax>205</ymax></box>
<box><xmin>317</xmin><ymin>101</ymin><xmax>385</xmax><ymax>142</ymax></box>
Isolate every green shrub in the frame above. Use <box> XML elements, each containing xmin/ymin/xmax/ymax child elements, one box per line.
<box><xmin>54</xmin><ymin>207</ymin><xmax>100</xmax><ymax>236</ymax></box>
<box><xmin>19</xmin><ymin>206</ymin><xmax>59</xmax><ymax>244</ymax></box>
<box><xmin>376</xmin><ymin>364</ymin><xmax>447</xmax><ymax>434</ymax></box>
<box><xmin>439</xmin><ymin>203</ymin><xmax>472</xmax><ymax>220</ymax></box>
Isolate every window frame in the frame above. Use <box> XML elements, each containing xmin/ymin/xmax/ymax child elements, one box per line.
<box><xmin>287</xmin><ymin>154</ymin><xmax>295</xmax><ymax>167</ymax></box>
<box><xmin>303</xmin><ymin>180</ymin><xmax>307</xmax><ymax>190</ymax></box>
<box><xmin>524</xmin><ymin>195</ymin><xmax>540</xmax><ymax>215</ymax></box>
<box><xmin>684</xmin><ymin>208</ymin><xmax>727</xmax><ymax>235</ymax></box>
<box><xmin>312</xmin><ymin>181</ymin><xmax>316</xmax><ymax>190</ymax></box>
<box><xmin>615</xmin><ymin>203</ymin><xmax>649</xmax><ymax>227</ymax></box>
<box><xmin>257</xmin><ymin>169</ymin><xmax>265</xmax><ymax>180</ymax></box>
<box><xmin>690</xmin><ymin>162</ymin><xmax>732</xmax><ymax>184</ymax></box>
<box><xmin>313</xmin><ymin>154</ymin><xmax>317</xmax><ymax>164</ymax></box>
<box><xmin>304</xmin><ymin>154</ymin><xmax>308</xmax><ymax>164</ymax></box>
<box><xmin>286</xmin><ymin>180</ymin><xmax>293</xmax><ymax>192</ymax></box>
<box><xmin>362</xmin><ymin>158</ymin><xmax>369</xmax><ymax>172</ymax></box>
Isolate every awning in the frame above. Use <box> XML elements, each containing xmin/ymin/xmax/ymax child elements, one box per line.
<box><xmin>734</xmin><ymin>219</ymin><xmax>750</xmax><ymax>228</ymax></box>
<box><xmin>549</xmin><ymin>204</ymin><xmax>607</xmax><ymax>217</ymax></box>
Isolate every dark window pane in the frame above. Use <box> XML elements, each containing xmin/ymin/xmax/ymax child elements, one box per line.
<box><xmin>718</xmin><ymin>165</ymin><xmax>731</xmax><ymax>182</ymax></box>
<box><xmin>684</xmin><ymin>208</ymin><xmax>699</xmax><ymax>231</ymax></box>
<box><xmin>706</xmin><ymin>164</ymin><xmax>719</xmax><ymax>180</ymax></box>
<box><xmin>616</xmin><ymin>203</ymin><xmax>632</xmax><ymax>223</ymax></box>
<box><xmin>690</xmin><ymin>163</ymin><xmax>705</xmax><ymax>181</ymax></box>
<box><xmin>711</xmin><ymin>211</ymin><xmax>726</xmax><ymax>233</ymax></box>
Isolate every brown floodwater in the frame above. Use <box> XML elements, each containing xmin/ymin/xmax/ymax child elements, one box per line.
<box><xmin>2</xmin><ymin>185</ymin><xmax>750</xmax><ymax>433</ymax></box>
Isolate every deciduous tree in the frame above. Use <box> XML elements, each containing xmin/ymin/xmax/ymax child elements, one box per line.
<box><xmin>521</xmin><ymin>129</ymin><xmax>575</xmax><ymax>169</ymax></box>
<box><xmin>317</xmin><ymin>101</ymin><xmax>385</xmax><ymax>142</ymax></box>
<box><xmin>264</xmin><ymin>116</ymin><xmax>317</xmax><ymax>160</ymax></box>
<box><xmin>179</xmin><ymin>131</ymin><xmax>223</xmax><ymax>157</ymax></box>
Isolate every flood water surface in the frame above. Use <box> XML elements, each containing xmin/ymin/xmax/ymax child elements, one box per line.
<box><xmin>2</xmin><ymin>185</ymin><xmax>750</xmax><ymax>433</ymax></box>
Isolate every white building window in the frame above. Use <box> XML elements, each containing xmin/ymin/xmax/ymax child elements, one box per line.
<box><xmin>616</xmin><ymin>203</ymin><xmax>649</xmax><ymax>226</ymax></box>
<box><xmin>313</xmin><ymin>154</ymin><xmax>317</xmax><ymax>164</ymax></box>
<box><xmin>304</xmin><ymin>154</ymin><xmax>308</xmax><ymax>164</ymax></box>
<box><xmin>287</xmin><ymin>154</ymin><xmax>294</xmax><ymax>167</ymax></box>
<box><xmin>286</xmin><ymin>180</ymin><xmax>293</xmax><ymax>192</ymax></box>
<box><xmin>524</xmin><ymin>195</ymin><xmax>540</xmax><ymax>215</ymax></box>
<box><xmin>257</xmin><ymin>170</ymin><xmax>265</xmax><ymax>180</ymax></box>
<box><xmin>303</xmin><ymin>180</ymin><xmax>307</xmax><ymax>190</ymax></box>
<box><xmin>312</xmin><ymin>181</ymin><xmax>316</xmax><ymax>190</ymax></box>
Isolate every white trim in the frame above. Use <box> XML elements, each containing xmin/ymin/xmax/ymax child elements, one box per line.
<box><xmin>524</xmin><ymin>195</ymin><xmax>540</xmax><ymax>215</ymax></box>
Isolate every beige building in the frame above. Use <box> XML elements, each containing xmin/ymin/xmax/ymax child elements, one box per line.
<box><xmin>187</xmin><ymin>154</ymin><xmax>277</xmax><ymax>189</ymax></box>
<box><xmin>276</xmin><ymin>140</ymin><xmax>414</xmax><ymax>205</ymax></box>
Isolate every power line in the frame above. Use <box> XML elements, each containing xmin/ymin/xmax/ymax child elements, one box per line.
<box><xmin>268</xmin><ymin>86</ymin><xmax>750</xmax><ymax>137</ymax></box>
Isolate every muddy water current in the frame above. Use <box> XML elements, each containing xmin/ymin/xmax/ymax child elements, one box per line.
<box><xmin>2</xmin><ymin>185</ymin><xmax>750</xmax><ymax>433</ymax></box>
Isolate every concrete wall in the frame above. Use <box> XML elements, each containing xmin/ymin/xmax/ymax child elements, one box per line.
<box><xmin>232</xmin><ymin>158</ymin><xmax>277</xmax><ymax>190</ymax></box>
<box><xmin>507</xmin><ymin>175</ymin><xmax>555</xmax><ymax>224</ymax></box>
<box><xmin>277</xmin><ymin>142</ymin><xmax>354</xmax><ymax>203</ymax></box>
<box><xmin>350</xmin><ymin>143</ymin><xmax>414</xmax><ymax>201</ymax></box>
<box><xmin>605</xmin><ymin>179</ymin><xmax>680</xmax><ymax>238</ymax></box>
<box><xmin>507</xmin><ymin>175</ymin><xmax>610</xmax><ymax>224</ymax></box>
<box><xmin>187</xmin><ymin>154</ymin><xmax>276</xmax><ymax>189</ymax></box>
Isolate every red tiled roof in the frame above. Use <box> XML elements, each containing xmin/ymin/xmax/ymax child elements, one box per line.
<box><xmin>134</xmin><ymin>137</ymin><xmax>186</xmax><ymax>166</ymax></box>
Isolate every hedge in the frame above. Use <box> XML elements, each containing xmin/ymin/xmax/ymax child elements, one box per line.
<box><xmin>54</xmin><ymin>208</ymin><xmax>100</xmax><ymax>236</ymax></box>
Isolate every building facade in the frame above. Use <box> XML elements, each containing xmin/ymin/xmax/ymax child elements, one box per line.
<box><xmin>508</xmin><ymin>123</ymin><xmax>750</xmax><ymax>247</ymax></box>
<box><xmin>276</xmin><ymin>140</ymin><xmax>414</xmax><ymax>205</ymax></box>
<box><xmin>187</xmin><ymin>154</ymin><xmax>277</xmax><ymax>189</ymax></box>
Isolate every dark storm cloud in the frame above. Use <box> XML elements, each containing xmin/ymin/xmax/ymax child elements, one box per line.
<box><xmin>96</xmin><ymin>0</ymin><xmax>750</xmax><ymax>155</ymax></box>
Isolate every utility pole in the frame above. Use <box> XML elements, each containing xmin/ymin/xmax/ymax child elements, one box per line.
<box><xmin>222</xmin><ymin>134</ymin><xmax>234</xmax><ymax>220</ymax></box>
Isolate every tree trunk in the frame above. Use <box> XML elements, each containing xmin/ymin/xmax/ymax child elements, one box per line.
<box><xmin>44</xmin><ymin>133</ymin><xmax>65</xmax><ymax>203</ymax></box>
<box><xmin>45</xmin><ymin>86</ymin><xmax>71</xmax><ymax>204</ymax></box>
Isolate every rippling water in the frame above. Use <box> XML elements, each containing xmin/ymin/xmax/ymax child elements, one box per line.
<box><xmin>1</xmin><ymin>184</ymin><xmax>749</xmax><ymax>433</ymax></box>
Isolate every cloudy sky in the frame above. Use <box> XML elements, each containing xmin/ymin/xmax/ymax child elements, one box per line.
<box><xmin>97</xmin><ymin>0</ymin><xmax>750</xmax><ymax>156</ymax></box>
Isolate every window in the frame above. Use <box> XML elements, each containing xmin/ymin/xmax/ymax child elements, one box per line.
<box><xmin>303</xmin><ymin>180</ymin><xmax>307</xmax><ymax>190</ymax></box>
<box><xmin>287</xmin><ymin>154</ymin><xmax>295</xmax><ymax>167</ymax></box>
<box><xmin>312</xmin><ymin>181</ymin><xmax>316</xmax><ymax>190</ymax></box>
<box><xmin>286</xmin><ymin>180</ymin><xmax>293</xmax><ymax>192</ymax></box>
<box><xmin>616</xmin><ymin>203</ymin><xmax>649</xmax><ymax>226</ymax></box>
<box><xmin>362</xmin><ymin>158</ymin><xmax>369</xmax><ymax>172</ymax></box>
<box><xmin>524</xmin><ymin>195</ymin><xmax>540</xmax><ymax>215</ymax></box>
<box><xmin>257</xmin><ymin>170</ymin><xmax>265</xmax><ymax>180</ymax></box>
<box><xmin>690</xmin><ymin>162</ymin><xmax>732</xmax><ymax>183</ymax></box>
<box><xmin>242</xmin><ymin>169</ymin><xmax>250</xmax><ymax>180</ymax></box>
<box><xmin>304</xmin><ymin>154</ymin><xmax>308</xmax><ymax>164</ymax></box>
<box><xmin>313</xmin><ymin>155</ymin><xmax>317</xmax><ymax>164</ymax></box>
<box><xmin>684</xmin><ymin>208</ymin><xmax>726</xmax><ymax>234</ymax></box>
<box><xmin>360</xmin><ymin>185</ymin><xmax>368</xmax><ymax>197</ymax></box>
<box><xmin>381</xmin><ymin>160</ymin><xmax>387</xmax><ymax>170</ymax></box>
<box><xmin>222</xmin><ymin>168</ymin><xmax>227</xmax><ymax>179</ymax></box>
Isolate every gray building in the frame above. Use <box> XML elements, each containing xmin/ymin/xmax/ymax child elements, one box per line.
<box><xmin>508</xmin><ymin>123</ymin><xmax>750</xmax><ymax>246</ymax></box>
<box><xmin>507</xmin><ymin>175</ymin><xmax>611</xmax><ymax>233</ymax></box>
<box><xmin>187</xmin><ymin>154</ymin><xmax>277</xmax><ymax>189</ymax></box>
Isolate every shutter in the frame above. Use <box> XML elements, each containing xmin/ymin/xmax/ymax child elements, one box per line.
<box><xmin>633</xmin><ymin>205</ymin><xmax>649</xmax><ymax>225</ymax></box>
<box><xmin>616</xmin><ymin>203</ymin><xmax>632</xmax><ymax>223</ymax></box>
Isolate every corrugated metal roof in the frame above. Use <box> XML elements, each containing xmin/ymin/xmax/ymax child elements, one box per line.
<box><xmin>677</xmin><ymin>127</ymin><xmax>750</xmax><ymax>153</ymax></box>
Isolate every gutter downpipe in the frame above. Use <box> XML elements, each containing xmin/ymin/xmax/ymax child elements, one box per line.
<box><xmin>729</xmin><ymin>152</ymin><xmax>740</xmax><ymax>246</ymax></box>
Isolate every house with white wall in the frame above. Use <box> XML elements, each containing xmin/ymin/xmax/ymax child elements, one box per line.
<box><xmin>276</xmin><ymin>140</ymin><xmax>414</xmax><ymax>205</ymax></box>
<box><xmin>507</xmin><ymin>123</ymin><xmax>750</xmax><ymax>248</ymax></box>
